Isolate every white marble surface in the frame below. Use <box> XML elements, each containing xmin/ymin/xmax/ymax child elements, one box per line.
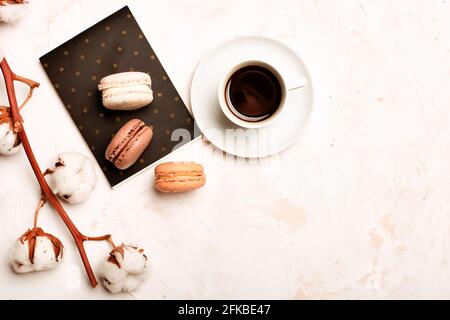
<box><xmin>0</xmin><ymin>0</ymin><xmax>449</xmax><ymax>299</ymax></box>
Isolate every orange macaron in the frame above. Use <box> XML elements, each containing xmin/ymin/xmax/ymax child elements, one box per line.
<box><xmin>154</xmin><ymin>162</ymin><xmax>206</xmax><ymax>193</ymax></box>
<box><xmin>105</xmin><ymin>119</ymin><xmax>153</xmax><ymax>170</ymax></box>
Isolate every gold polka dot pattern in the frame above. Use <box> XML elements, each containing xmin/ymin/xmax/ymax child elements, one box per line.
<box><xmin>39</xmin><ymin>6</ymin><xmax>199</xmax><ymax>187</ymax></box>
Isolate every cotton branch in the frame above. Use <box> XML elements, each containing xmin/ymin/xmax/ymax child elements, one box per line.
<box><xmin>0</xmin><ymin>57</ymin><xmax>116</xmax><ymax>288</ymax></box>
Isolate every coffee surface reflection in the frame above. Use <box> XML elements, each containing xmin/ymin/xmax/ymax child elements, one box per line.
<box><xmin>226</xmin><ymin>65</ymin><xmax>282</xmax><ymax>121</ymax></box>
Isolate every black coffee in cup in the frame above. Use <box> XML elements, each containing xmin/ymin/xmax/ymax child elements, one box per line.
<box><xmin>226</xmin><ymin>65</ymin><xmax>282</xmax><ymax>122</ymax></box>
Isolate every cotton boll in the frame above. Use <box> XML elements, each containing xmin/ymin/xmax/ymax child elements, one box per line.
<box><xmin>0</xmin><ymin>1</ymin><xmax>29</xmax><ymax>23</ymax></box>
<box><xmin>11</xmin><ymin>237</ymin><xmax>33</xmax><ymax>273</ymax></box>
<box><xmin>0</xmin><ymin>107</ymin><xmax>20</xmax><ymax>156</ymax></box>
<box><xmin>49</xmin><ymin>151</ymin><xmax>97</xmax><ymax>204</ymax></box>
<box><xmin>119</xmin><ymin>246</ymin><xmax>148</xmax><ymax>274</ymax></box>
<box><xmin>103</xmin><ymin>259</ymin><xmax>128</xmax><ymax>283</ymax></box>
<box><xmin>100</xmin><ymin>245</ymin><xmax>149</xmax><ymax>294</ymax></box>
<box><xmin>11</xmin><ymin>228</ymin><xmax>64</xmax><ymax>274</ymax></box>
<box><xmin>11</xmin><ymin>237</ymin><xmax>61</xmax><ymax>273</ymax></box>
<box><xmin>0</xmin><ymin>122</ymin><xmax>20</xmax><ymax>155</ymax></box>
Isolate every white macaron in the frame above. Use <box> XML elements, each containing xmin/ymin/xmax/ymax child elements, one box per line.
<box><xmin>98</xmin><ymin>72</ymin><xmax>153</xmax><ymax>110</ymax></box>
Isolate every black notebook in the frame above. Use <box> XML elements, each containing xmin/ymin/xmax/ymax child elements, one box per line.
<box><xmin>40</xmin><ymin>6</ymin><xmax>200</xmax><ymax>187</ymax></box>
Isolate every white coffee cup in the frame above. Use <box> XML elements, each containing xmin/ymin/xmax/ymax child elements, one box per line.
<box><xmin>218</xmin><ymin>60</ymin><xmax>308</xmax><ymax>129</ymax></box>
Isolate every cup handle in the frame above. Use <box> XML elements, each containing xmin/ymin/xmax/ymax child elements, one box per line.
<box><xmin>288</xmin><ymin>77</ymin><xmax>309</xmax><ymax>91</ymax></box>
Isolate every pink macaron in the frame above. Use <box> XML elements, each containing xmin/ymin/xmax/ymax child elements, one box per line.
<box><xmin>105</xmin><ymin>119</ymin><xmax>153</xmax><ymax>170</ymax></box>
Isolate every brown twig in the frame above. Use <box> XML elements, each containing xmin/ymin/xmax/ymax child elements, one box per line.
<box><xmin>0</xmin><ymin>58</ymin><xmax>114</xmax><ymax>288</ymax></box>
<box><xmin>13</xmin><ymin>74</ymin><xmax>39</xmax><ymax>110</ymax></box>
<box><xmin>84</xmin><ymin>234</ymin><xmax>116</xmax><ymax>248</ymax></box>
<box><xmin>1</xmin><ymin>1</ymin><xmax>25</xmax><ymax>6</ymax></box>
<box><xmin>33</xmin><ymin>196</ymin><xmax>46</xmax><ymax>229</ymax></box>
<box><xmin>43</xmin><ymin>168</ymin><xmax>54</xmax><ymax>176</ymax></box>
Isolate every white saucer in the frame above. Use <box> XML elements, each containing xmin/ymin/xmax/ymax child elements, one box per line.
<box><xmin>190</xmin><ymin>36</ymin><xmax>313</xmax><ymax>158</ymax></box>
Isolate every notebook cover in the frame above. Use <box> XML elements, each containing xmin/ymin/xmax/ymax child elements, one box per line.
<box><xmin>40</xmin><ymin>6</ymin><xmax>200</xmax><ymax>187</ymax></box>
